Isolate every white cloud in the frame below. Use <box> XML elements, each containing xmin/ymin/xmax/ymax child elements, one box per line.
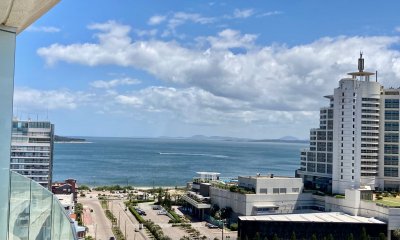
<box><xmin>26</xmin><ymin>26</ymin><xmax>60</xmax><ymax>33</ymax></box>
<box><xmin>37</xmin><ymin>21</ymin><xmax>400</xmax><ymax>116</ymax></box>
<box><xmin>90</xmin><ymin>77</ymin><xmax>141</xmax><ymax>89</ymax></box>
<box><xmin>134</xmin><ymin>29</ymin><xmax>158</xmax><ymax>37</ymax></box>
<box><xmin>232</xmin><ymin>8</ymin><xmax>255</xmax><ymax>19</ymax></box>
<box><xmin>198</xmin><ymin>29</ymin><xmax>257</xmax><ymax>49</ymax></box>
<box><xmin>148</xmin><ymin>15</ymin><xmax>167</xmax><ymax>25</ymax></box>
<box><xmin>167</xmin><ymin>12</ymin><xmax>215</xmax><ymax>30</ymax></box>
<box><xmin>113</xmin><ymin>86</ymin><xmax>316</xmax><ymax>126</ymax></box>
<box><xmin>14</xmin><ymin>88</ymin><xmax>93</xmax><ymax>110</ymax></box>
<box><xmin>257</xmin><ymin>11</ymin><xmax>283</xmax><ymax>17</ymax></box>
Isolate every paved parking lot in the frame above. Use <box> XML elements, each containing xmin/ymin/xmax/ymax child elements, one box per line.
<box><xmin>138</xmin><ymin>202</ymin><xmax>188</xmax><ymax>239</ymax></box>
<box><xmin>138</xmin><ymin>203</ymin><xmax>237</xmax><ymax>239</ymax></box>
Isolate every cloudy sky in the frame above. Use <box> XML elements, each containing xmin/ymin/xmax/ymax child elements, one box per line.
<box><xmin>13</xmin><ymin>0</ymin><xmax>400</xmax><ymax>139</ymax></box>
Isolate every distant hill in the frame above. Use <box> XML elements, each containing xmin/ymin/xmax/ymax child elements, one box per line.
<box><xmin>54</xmin><ymin>135</ymin><xmax>86</xmax><ymax>142</ymax></box>
<box><xmin>279</xmin><ymin>136</ymin><xmax>299</xmax><ymax>141</ymax></box>
<box><xmin>188</xmin><ymin>135</ymin><xmax>308</xmax><ymax>143</ymax></box>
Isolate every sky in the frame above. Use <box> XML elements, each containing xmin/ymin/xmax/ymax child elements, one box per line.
<box><xmin>12</xmin><ymin>0</ymin><xmax>400</xmax><ymax>139</ymax></box>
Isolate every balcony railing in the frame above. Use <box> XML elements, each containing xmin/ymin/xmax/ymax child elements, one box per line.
<box><xmin>8</xmin><ymin>171</ymin><xmax>77</xmax><ymax>240</ymax></box>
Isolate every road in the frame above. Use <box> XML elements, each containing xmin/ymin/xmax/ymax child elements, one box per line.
<box><xmin>109</xmin><ymin>199</ymin><xmax>149</xmax><ymax>240</ymax></box>
<box><xmin>80</xmin><ymin>194</ymin><xmax>114</xmax><ymax>240</ymax></box>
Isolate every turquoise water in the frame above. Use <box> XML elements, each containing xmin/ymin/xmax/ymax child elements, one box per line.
<box><xmin>53</xmin><ymin>137</ymin><xmax>307</xmax><ymax>187</ymax></box>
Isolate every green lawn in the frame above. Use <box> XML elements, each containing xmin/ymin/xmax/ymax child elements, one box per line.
<box><xmin>375</xmin><ymin>197</ymin><xmax>400</xmax><ymax>207</ymax></box>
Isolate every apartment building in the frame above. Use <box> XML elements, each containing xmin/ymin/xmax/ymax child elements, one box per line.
<box><xmin>297</xmin><ymin>54</ymin><xmax>400</xmax><ymax>194</ymax></box>
<box><xmin>10</xmin><ymin>120</ymin><xmax>54</xmax><ymax>189</ymax></box>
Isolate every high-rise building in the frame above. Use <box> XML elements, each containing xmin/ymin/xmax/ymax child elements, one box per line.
<box><xmin>10</xmin><ymin>120</ymin><xmax>54</xmax><ymax>189</ymax></box>
<box><xmin>298</xmin><ymin>54</ymin><xmax>400</xmax><ymax>194</ymax></box>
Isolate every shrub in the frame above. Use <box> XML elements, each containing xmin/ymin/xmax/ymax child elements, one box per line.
<box><xmin>229</xmin><ymin>223</ymin><xmax>238</xmax><ymax>231</ymax></box>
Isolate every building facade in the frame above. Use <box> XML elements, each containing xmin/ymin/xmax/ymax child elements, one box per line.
<box><xmin>298</xmin><ymin>54</ymin><xmax>400</xmax><ymax>194</ymax></box>
<box><xmin>10</xmin><ymin>120</ymin><xmax>54</xmax><ymax>189</ymax></box>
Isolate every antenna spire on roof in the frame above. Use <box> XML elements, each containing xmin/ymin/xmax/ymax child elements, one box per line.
<box><xmin>358</xmin><ymin>51</ymin><xmax>364</xmax><ymax>72</ymax></box>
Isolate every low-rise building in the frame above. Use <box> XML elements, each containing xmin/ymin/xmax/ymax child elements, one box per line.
<box><xmin>210</xmin><ymin>175</ymin><xmax>316</xmax><ymax>216</ymax></box>
<box><xmin>238</xmin><ymin>212</ymin><xmax>387</xmax><ymax>240</ymax></box>
<box><xmin>52</xmin><ymin>178</ymin><xmax>78</xmax><ymax>203</ymax></box>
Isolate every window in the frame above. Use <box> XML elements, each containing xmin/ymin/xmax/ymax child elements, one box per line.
<box><xmin>384</xmin><ymin>167</ymin><xmax>399</xmax><ymax>177</ymax></box>
<box><xmin>385</xmin><ymin>99</ymin><xmax>399</xmax><ymax>109</ymax></box>
<box><xmin>307</xmin><ymin>162</ymin><xmax>315</xmax><ymax>172</ymax></box>
<box><xmin>279</xmin><ymin>188</ymin><xmax>287</xmax><ymax>194</ymax></box>
<box><xmin>384</xmin><ymin>144</ymin><xmax>399</xmax><ymax>154</ymax></box>
<box><xmin>292</xmin><ymin>188</ymin><xmax>300</xmax><ymax>193</ymax></box>
<box><xmin>273</xmin><ymin>188</ymin><xmax>279</xmax><ymax>194</ymax></box>
<box><xmin>385</xmin><ymin>122</ymin><xmax>399</xmax><ymax>132</ymax></box>
<box><xmin>260</xmin><ymin>188</ymin><xmax>267</xmax><ymax>194</ymax></box>
<box><xmin>385</xmin><ymin>133</ymin><xmax>399</xmax><ymax>143</ymax></box>
<box><xmin>327</xmin><ymin>164</ymin><xmax>332</xmax><ymax>174</ymax></box>
<box><xmin>385</xmin><ymin>110</ymin><xmax>399</xmax><ymax>120</ymax></box>
<box><xmin>384</xmin><ymin>156</ymin><xmax>399</xmax><ymax>166</ymax></box>
<box><xmin>317</xmin><ymin>164</ymin><xmax>325</xmax><ymax>173</ymax></box>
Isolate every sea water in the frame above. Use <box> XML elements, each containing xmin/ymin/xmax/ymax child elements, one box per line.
<box><xmin>53</xmin><ymin>137</ymin><xmax>307</xmax><ymax>187</ymax></box>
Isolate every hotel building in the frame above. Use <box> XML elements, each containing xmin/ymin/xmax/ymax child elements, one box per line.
<box><xmin>10</xmin><ymin>120</ymin><xmax>54</xmax><ymax>189</ymax></box>
<box><xmin>297</xmin><ymin>54</ymin><xmax>400</xmax><ymax>194</ymax></box>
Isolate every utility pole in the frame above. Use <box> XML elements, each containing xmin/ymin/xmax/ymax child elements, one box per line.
<box><xmin>119</xmin><ymin>211</ymin><xmax>121</xmax><ymax>228</ymax></box>
<box><xmin>221</xmin><ymin>219</ymin><xmax>224</xmax><ymax>240</ymax></box>
<box><xmin>95</xmin><ymin>224</ymin><xmax>97</xmax><ymax>240</ymax></box>
<box><xmin>125</xmin><ymin>220</ymin><xmax>127</xmax><ymax>240</ymax></box>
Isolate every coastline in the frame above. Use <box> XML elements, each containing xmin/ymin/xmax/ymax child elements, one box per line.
<box><xmin>55</xmin><ymin>141</ymin><xmax>92</xmax><ymax>144</ymax></box>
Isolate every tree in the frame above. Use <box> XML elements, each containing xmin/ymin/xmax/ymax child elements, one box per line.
<box><xmin>272</xmin><ymin>234</ymin><xmax>279</xmax><ymax>240</ymax></box>
<box><xmin>221</xmin><ymin>207</ymin><xmax>233</xmax><ymax>219</ymax></box>
<box><xmin>255</xmin><ymin>232</ymin><xmax>261</xmax><ymax>240</ymax></box>
<box><xmin>327</xmin><ymin>234</ymin><xmax>334</xmax><ymax>240</ymax></box>
<box><xmin>361</xmin><ymin>227</ymin><xmax>369</xmax><ymax>240</ymax></box>
<box><xmin>157</xmin><ymin>187</ymin><xmax>164</xmax><ymax>204</ymax></box>
<box><xmin>311</xmin><ymin>234</ymin><xmax>317</xmax><ymax>240</ymax></box>
<box><xmin>394</xmin><ymin>229</ymin><xmax>400</xmax><ymax>240</ymax></box>
<box><xmin>163</xmin><ymin>192</ymin><xmax>172</xmax><ymax>210</ymax></box>
<box><xmin>379</xmin><ymin>233</ymin><xmax>387</xmax><ymax>240</ymax></box>
<box><xmin>347</xmin><ymin>233</ymin><xmax>354</xmax><ymax>240</ymax></box>
<box><xmin>291</xmin><ymin>232</ymin><xmax>296</xmax><ymax>240</ymax></box>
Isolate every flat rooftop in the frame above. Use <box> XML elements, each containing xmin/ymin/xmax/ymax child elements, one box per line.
<box><xmin>239</xmin><ymin>212</ymin><xmax>385</xmax><ymax>224</ymax></box>
<box><xmin>239</xmin><ymin>175</ymin><xmax>297</xmax><ymax>179</ymax></box>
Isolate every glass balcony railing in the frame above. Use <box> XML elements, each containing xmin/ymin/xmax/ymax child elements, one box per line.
<box><xmin>8</xmin><ymin>171</ymin><xmax>77</xmax><ymax>240</ymax></box>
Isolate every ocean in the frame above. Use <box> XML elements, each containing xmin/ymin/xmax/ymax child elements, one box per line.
<box><xmin>53</xmin><ymin>137</ymin><xmax>307</xmax><ymax>187</ymax></box>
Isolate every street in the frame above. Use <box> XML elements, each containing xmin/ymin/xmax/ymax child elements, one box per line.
<box><xmin>80</xmin><ymin>194</ymin><xmax>114</xmax><ymax>240</ymax></box>
<box><xmin>109</xmin><ymin>199</ymin><xmax>149</xmax><ymax>240</ymax></box>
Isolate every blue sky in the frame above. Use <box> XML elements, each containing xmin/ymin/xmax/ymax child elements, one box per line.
<box><xmin>13</xmin><ymin>0</ymin><xmax>400</xmax><ymax>138</ymax></box>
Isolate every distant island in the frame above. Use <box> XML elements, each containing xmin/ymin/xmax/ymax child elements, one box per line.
<box><xmin>54</xmin><ymin>135</ymin><xmax>86</xmax><ymax>143</ymax></box>
<box><xmin>160</xmin><ymin>135</ymin><xmax>308</xmax><ymax>143</ymax></box>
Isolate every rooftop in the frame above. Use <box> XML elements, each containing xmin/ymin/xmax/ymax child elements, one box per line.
<box><xmin>239</xmin><ymin>175</ymin><xmax>297</xmax><ymax>180</ymax></box>
<box><xmin>239</xmin><ymin>212</ymin><xmax>385</xmax><ymax>224</ymax></box>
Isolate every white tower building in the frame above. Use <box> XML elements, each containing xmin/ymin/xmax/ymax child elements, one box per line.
<box><xmin>10</xmin><ymin>119</ymin><xmax>54</xmax><ymax>189</ymax></box>
<box><xmin>298</xmin><ymin>54</ymin><xmax>400</xmax><ymax>194</ymax></box>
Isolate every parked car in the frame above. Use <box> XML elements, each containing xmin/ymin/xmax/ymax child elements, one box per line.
<box><xmin>206</xmin><ymin>223</ymin><xmax>219</xmax><ymax>229</ymax></box>
<box><xmin>152</xmin><ymin>205</ymin><xmax>161</xmax><ymax>210</ymax></box>
<box><xmin>157</xmin><ymin>210</ymin><xmax>167</xmax><ymax>215</ymax></box>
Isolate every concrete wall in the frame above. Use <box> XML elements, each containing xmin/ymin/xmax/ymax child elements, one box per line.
<box><xmin>238</xmin><ymin>176</ymin><xmax>303</xmax><ymax>194</ymax></box>
<box><xmin>210</xmin><ymin>186</ymin><xmax>314</xmax><ymax>216</ymax></box>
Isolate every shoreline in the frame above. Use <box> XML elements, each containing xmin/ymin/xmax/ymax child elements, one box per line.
<box><xmin>55</xmin><ymin>141</ymin><xmax>92</xmax><ymax>144</ymax></box>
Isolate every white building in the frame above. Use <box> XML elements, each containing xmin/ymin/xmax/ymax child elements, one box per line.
<box><xmin>298</xmin><ymin>54</ymin><xmax>400</xmax><ymax>194</ymax></box>
<box><xmin>10</xmin><ymin>119</ymin><xmax>54</xmax><ymax>189</ymax></box>
<box><xmin>209</xmin><ymin>175</ymin><xmax>316</xmax><ymax>216</ymax></box>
